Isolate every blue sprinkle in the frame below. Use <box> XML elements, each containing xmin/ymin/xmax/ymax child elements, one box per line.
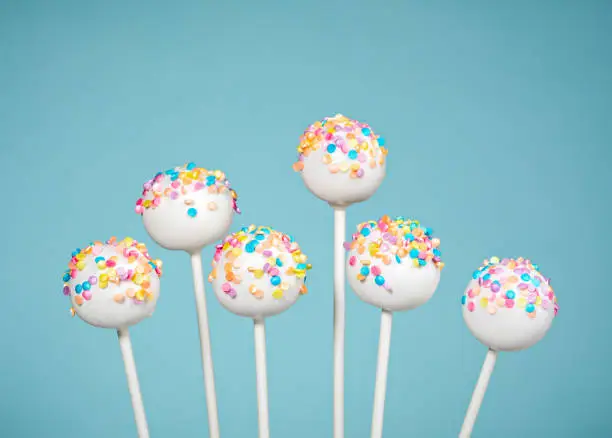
<box><xmin>378</xmin><ymin>137</ymin><xmax>385</xmax><ymax>146</ymax></box>
<box><xmin>75</xmin><ymin>284</ymin><xmax>83</xmax><ymax>294</ymax></box>
<box><xmin>297</xmin><ymin>263</ymin><xmax>307</xmax><ymax>270</ymax></box>
<box><xmin>206</xmin><ymin>175</ymin><xmax>217</xmax><ymax>186</ymax></box>
<box><xmin>424</xmin><ymin>228</ymin><xmax>432</xmax><ymax>236</ymax></box>
<box><xmin>327</xmin><ymin>144</ymin><xmax>336</xmax><ymax>153</ymax></box>
<box><xmin>375</xmin><ymin>275</ymin><xmax>385</xmax><ymax>286</ymax></box>
<box><xmin>418</xmin><ymin>259</ymin><xmax>426</xmax><ymax>266</ymax></box>
<box><xmin>483</xmin><ymin>273</ymin><xmax>491</xmax><ymax>281</ymax></box>
<box><xmin>405</xmin><ymin>233</ymin><xmax>414</xmax><ymax>241</ymax></box>
<box><xmin>62</xmin><ymin>273</ymin><xmax>71</xmax><ymax>282</ymax></box>
<box><xmin>433</xmin><ymin>248</ymin><xmax>441</xmax><ymax>257</ymax></box>
<box><xmin>506</xmin><ymin>290</ymin><xmax>515</xmax><ymax>299</ymax></box>
<box><xmin>461</xmin><ymin>295</ymin><xmax>467</xmax><ymax>305</ymax></box>
<box><xmin>276</xmin><ymin>258</ymin><xmax>283</xmax><ymax>267</ymax></box>
<box><xmin>94</xmin><ymin>257</ymin><xmax>105</xmax><ymax>263</ymax></box>
<box><xmin>270</xmin><ymin>276</ymin><xmax>281</xmax><ymax>286</ymax></box>
<box><xmin>361</xmin><ymin>227</ymin><xmax>371</xmax><ymax>237</ymax></box>
<box><xmin>186</xmin><ymin>162</ymin><xmax>196</xmax><ymax>170</ymax></box>
<box><xmin>255</xmin><ymin>233</ymin><xmax>266</xmax><ymax>241</ymax></box>
<box><xmin>409</xmin><ymin>248</ymin><xmax>419</xmax><ymax>258</ymax></box>
<box><xmin>409</xmin><ymin>223</ymin><xmax>417</xmax><ymax>230</ymax></box>
<box><xmin>362</xmin><ymin>127</ymin><xmax>371</xmax><ymax>136</ymax></box>
<box><xmin>526</xmin><ymin>303</ymin><xmax>535</xmax><ymax>313</ymax></box>
<box><xmin>170</xmin><ymin>172</ymin><xmax>179</xmax><ymax>181</ymax></box>
<box><xmin>82</xmin><ymin>281</ymin><xmax>91</xmax><ymax>291</ymax></box>
<box><xmin>521</xmin><ymin>273</ymin><xmax>531</xmax><ymax>282</ymax></box>
<box><xmin>187</xmin><ymin>208</ymin><xmax>198</xmax><ymax>218</ymax></box>
<box><xmin>348</xmin><ymin>150</ymin><xmax>358</xmax><ymax>160</ymax></box>
<box><xmin>533</xmin><ymin>277</ymin><xmax>541</xmax><ymax>287</ymax></box>
<box><xmin>395</xmin><ymin>255</ymin><xmax>401</xmax><ymax>264</ymax></box>
<box><xmin>360</xmin><ymin>266</ymin><xmax>370</xmax><ymax>276</ymax></box>
<box><xmin>245</xmin><ymin>243</ymin><xmax>255</xmax><ymax>253</ymax></box>
<box><xmin>472</xmin><ymin>271</ymin><xmax>480</xmax><ymax>279</ymax></box>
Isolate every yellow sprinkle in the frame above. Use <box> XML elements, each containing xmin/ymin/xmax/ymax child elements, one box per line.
<box><xmin>272</xmin><ymin>289</ymin><xmax>283</xmax><ymax>299</ymax></box>
<box><xmin>70</xmin><ymin>307</ymin><xmax>76</xmax><ymax>317</ymax></box>
<box><xmin>135</xmin><ymin>289</ymin><xmax>146</xmax><ymax>301</ymax></box>
<box><xmin>76</xmin><ymin>261</ymin><xmax>86</xmax><ymax>271</ymax></box>
<box><xmin>480</xmin><ymin>298</ymin><xmax>488</xmax><ymax>308</ymax></box>
<box><xmin>517</xmin><ymin>297</ymin><xmax>527</xmax><ymax>308</ymax></box>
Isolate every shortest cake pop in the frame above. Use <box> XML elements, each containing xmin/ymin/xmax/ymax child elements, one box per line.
<box><xmin>462</xmin><ymin>256</ymin><xmax>558</xmax><ymax>352</ymax></box>
<box><xmin>209</xmin><ymin>225</ymin><xmax>312</xmax><ymax>438</ymax></box>
<box><xmin>346</xmin><ymin>215</ymin><xmax>444</xmax><ymax>311</ymax></box>
<box><xmin>459</xmin><ymin>257</ymin><xmax>558</xmax><ymax>437</ymax></box>
<box><xmin>62</xmin><ymin>237</ymin><xmax>163</xmax><ymax>329</ymax></box>
<box><xmin>61</xmin><ymin>236</ymin><xmax>163</xmax><ymax>438</ymax></box>
<box><xmin>209</xmin><ymin>225</ymin><xmax>312</xmax><ymax>319</ymax></box>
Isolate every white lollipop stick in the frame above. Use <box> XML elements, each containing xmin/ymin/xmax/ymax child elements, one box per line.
<box><xmin>333</xmin><ymin>206</ymin><xmax>346</xmax><ymax>438</ymax></box>
<box><xmin>370</xmin><ymin>309</ymin><xmax>392</xmax><ymax>438</ymax></box>
<box><xmin>254</xmin><ymin>318</ymin><xmax>270</xmax><ymax>438</ymax></box>
<box><xmin>459</xmin><ymin>349</ymin><xmax>498</xmax><ymax>438</ymax></box>
<box><xmin>190</xmin><ymin>252</ymin><xmax>221</xmax><ymax>438</ymax></box>
<box><xmin>117</xmin><ymin>328</ymin><xmax>149</xmax><ymax>438</ymax></box>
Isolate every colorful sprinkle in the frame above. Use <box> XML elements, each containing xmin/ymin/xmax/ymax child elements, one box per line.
<box><xmin>135</xmin><ymin>163</ymin><xmax>240</xmax><ymax>216</ymax></box>
<box><xmin>61</xmin><ymin>237</ymin><xmax>163</xmax><ymax>316</ymax></box>
<box><xmin>346</xmin><ymin>215</ymin><xmax>443</xmax><ymax>293</ymax></box>
<box><xmin>293</xmin><ymin>114</ymin><xmax>388</xmax><ymax>178</ymax></box>
<box><xmin>209</xmin><ymin>225</ymin><xmax>312</xmax><ymax>301</ymax></box>
<box><xmin>461</xmin><ymin>257</ymin><xmax>558</xmax><ymax>319</ymax></box>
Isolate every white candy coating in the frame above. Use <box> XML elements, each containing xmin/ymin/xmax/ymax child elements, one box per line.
<box><xmin>136</xmin><ymin>163</ymin><xmax>239</xmax><ymax>253</ymax></box>
<box><xmin>345</xmin><ymin>216</ymin><xmax>443</xmax><ymax>312</ymax></box>
<box><xmin>461</xmin><ymin>257</ymin><xmax>558</xmax><ymax>352</ymax></box>
<box><xmin>209</xmin><ymin>225</ymin><xmax>311</xmax><ymax>319</ymax></box>
<box><xmin>293</xmin><ymin>114</ymin><xmax>387</xmax><ymax>207</ymax></box>
<box><xmin>63</xmin><ymin>238</ymin><xmax>162</xmax><ymax>329</ymax></box>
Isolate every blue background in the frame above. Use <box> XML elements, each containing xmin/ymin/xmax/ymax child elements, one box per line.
<box><xmin>1</xmin><ymin>0</ymin><xmax>610</xmax><ymax>436</ymax></box>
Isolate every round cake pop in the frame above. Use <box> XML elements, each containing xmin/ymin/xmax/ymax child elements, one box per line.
<box><xmin>346</xmin><ymin>216</ymin><xmax>444</xmax><ymax>312</ymax></box>
<box><xmin>292</xmin><ymin>114</ymin><xmax>388</xmax><ymax>207</ymax></box>
<box><xmin>462</xmin><ymin>256</ymin><xmax>559</xmax><ymax>352</ymax></box>
<box><xmin>62</xmin><ymin>237</ymin><xmax>163</xmax><ymax>329</ymax></box>
<box><xmin>135</xmin><ymin>162</ymin><xmax>240</xmax><ymax>253</ymax></box>
<box><xmin>209</xmin><ymin>225</ymin><xmax>312</xmax><ymax>319</ymax></box>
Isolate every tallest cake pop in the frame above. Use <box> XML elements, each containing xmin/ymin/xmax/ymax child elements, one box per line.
<box><xmin>135</xmin><ymin>162</ymin><xmax>240</xmax><ymax>438</ymax></box>
<box><xmin>293</xmin><ymin>114</ymin><xmax>388</xmax><ymax>438</ymax></box>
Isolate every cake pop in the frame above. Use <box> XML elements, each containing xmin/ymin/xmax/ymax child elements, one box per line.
<box><xmin>345</xmin><ymin>216</ymin><xmax>443</xmax><ymax>438</ymax></box>
<box><xmin>209</xmin><ymin>225</ymin><xmax>312</xmax><ymax>438</ymax></box>
<box><xmin>459</xmin><ymin>257</ymin><xmax>559</xmax><ymax>437</ymax></box>
<box><xmin>62</xmin><ymin>237</ymin><xmax>163</xmax><ymax>438</ymax></box>
<box><xmin>293</xmin><ymin>113</ymin><xmax>387</xmax><ymax>207</ymax></box>
<box><xmin>136</xmin><ymin>162</ymin><xmax>239</xmax><ymax>252</ymax></box>
<box><xmin>293</xmin><ymin>114</ymin><xmax>388</xmax><ymax>438</ymax></box>
<box><xmin>62</xmin><ymin>236</ymin><xmax>162</xmax><ymax>329</ymax></box>
<box><xmin>136</xmin><ymin>162</ymin><xmax>239</xmax><ymax>438</ymax></box>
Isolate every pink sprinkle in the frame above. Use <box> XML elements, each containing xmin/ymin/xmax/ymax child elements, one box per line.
<box><xmin>269</xmin><ymin>267</ymin><xmax>280</xmax><ymax>276</ymax></box>
<box><xmin>88</xmin><ymin>276</ymin><xmax>98</xmax><ymax>285</ymax></box>
<box><xmin>357</xmin><ymin>153</ymin><xmax>367</xmax><ymax>163</ymax></box>
<box><xmin>194</xmin><ymin>182</ymin><xmax>205</xmax><ymax>191</ymax></box>
<box><xmin>170</xmin><ymin>191</ymin><xmax>179</xmax><ymax>200</ymax></box>
<box><xmin>70</xmin><ymin>269</ymin><xmax>77</xmax><ymax>278</ymax></box>
<box><xmin>349</xmin><ymin>256</ymin><xmax>356</xmax><ymax>266</ymax></box>
<box><xmin>356</xmin><ymin>168</ymin><xmax>364</xmax><ymax>178</ymax></box>
<box><xmin>106</xmin><ymin>259</ymin><xmax>116</xmax><ymax>268</ymax></box>
<box><xmin>227</xmin><ymin>289</ymin><xmax>237</xmax><ymax>299</ymax></box>
<box><xmin>153</xmin><ymin>197</ymin><xmax>161</xmax><ymax>206</ymax></box>
<box><xmin>171</xmin><ymin>180</ymin><xmax>180</xmax><ymax>189</ymax></box>
<box><xmin>82</xmin><ymin>290</ymin><xmax>92</xmax><ymax>301</ymax></box>
<box><xmin>505</xmin><ymin>299</ymin><xmax>515</xmax><ymax>308</ymax></box>
<box><xmin>63</xmin><ymin>286</ymin><xmax>70</xmax><ymax>296</ymax></box>
<box><xmin>92</xmin><ymin>245</ymin><xmax>103</xmax><ymax>256</ymax></box>
<box><xmin>518</xmin><ymin>283</ymin><xmax>528</xmax><ymax>290</ymax></box>
<box><xmin>467</xmin><ymin>302</ymin><xmax>475</xmax><ymax>312</ymax></box>
<box><xmin>262</xmin><ymin>250</ymin><xmax>273</xmax><ymax>257</ymax></box>
<box><xmin>221</xmin><ymin>283</ymin><xmax>232</xmax><ymax>292</ymax></box>
<box><xmin>135</xmin><ymin>205</ymin><xmax>144</xmax><ymax>214</ymax></box>
<box><xmin>371</xmin><ymin>266</ymin><xmax>381</xmax><ymax>276</ymax></box>
<box><xmin>467</xmin><ymin>289</ymin><xmax>474</xmax><ymax>298</ymax></box>
<box><xmin>418</xmin><ymin>251</ymin><xmax>427</xmax><ymax>260</ymax></box>
<box><xmin>343</xmin><ymin>242</ymin><xmax>351</xmax><ymax>250</ymax></box>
